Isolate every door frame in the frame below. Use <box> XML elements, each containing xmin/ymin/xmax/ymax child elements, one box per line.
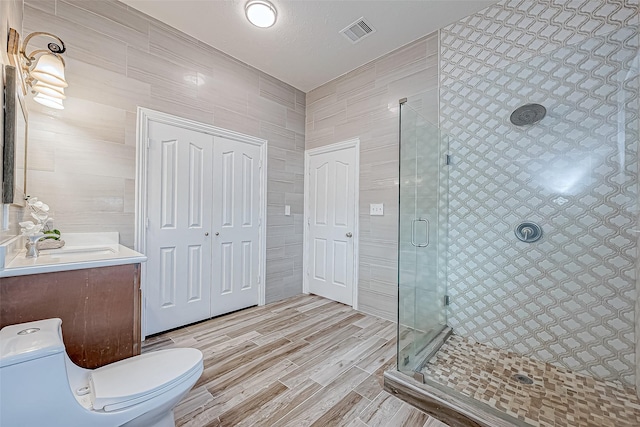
<box><xmin>135</xmin><ymin>107</ymin><xmax>268</xmax><ymax>338</ymax></box>
<box><xmin>303</xmin><ymin>138</ymin><xmax>360</xmax><ymax>310</ymax></box>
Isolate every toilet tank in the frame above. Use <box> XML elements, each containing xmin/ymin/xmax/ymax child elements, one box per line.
<box><xmin>0</xmin><ymin>318</ymin><xmax>66</xmax><ymax>368</ymax></box>
<box><xmin>1</xmin><ymin>318</ymin><xmax>77</xmax><ymax>427</ymax></box>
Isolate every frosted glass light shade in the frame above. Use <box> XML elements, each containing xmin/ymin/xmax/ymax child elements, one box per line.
<box><xmin>33</xmin><ymin>92</ymin><xmax>64</xmax><ymax>110</ymax></box>
<box><xmin>32</xmin><ymin>81</ymin><xmax>66</xmax><ymax>99</ymax></box>
<box><xmin>245</xmin><ymin>1</ymin><xmax>277</xmax><ymax>28</ymax></box>
<box><xmin>30</xmin><ymin>54</ymin><xmax>68</xmax><ymax>88</ymax></box>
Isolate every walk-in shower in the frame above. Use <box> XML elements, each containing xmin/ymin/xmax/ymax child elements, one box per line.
<box><xmin>388</xmin><ymin>11</ymin><xmax>640</xmax><ymax>427</ymax></box>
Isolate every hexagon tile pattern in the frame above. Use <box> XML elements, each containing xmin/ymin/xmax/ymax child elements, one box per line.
<box><xmin>440</xmin><ymin>0</ymin><xmax>639</xmax><ymax>386</ymax></box>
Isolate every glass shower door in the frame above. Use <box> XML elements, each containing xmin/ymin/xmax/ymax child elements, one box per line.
<box><xmin>398</xmin><ymin>100</ymin><xmax>448</xmax><ymax>374</ymax></box>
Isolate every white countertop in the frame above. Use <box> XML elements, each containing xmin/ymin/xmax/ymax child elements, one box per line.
<box><xmin>0</xmin><ymin>232</ymin><xmax>147</xmax><ymax>278</ymax></box>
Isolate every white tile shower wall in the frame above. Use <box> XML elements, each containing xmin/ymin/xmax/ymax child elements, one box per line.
<box><xmin>22</xmin><ymin>0</ymin><xmax>306</xmax><ymax>303</ymax></box>
<box><xmin>441</xmin><ymin>0</ymin><xmax>639</xmax><ymax>87</ymax></box>
<box><xmin>305</xmin><ymin>33</ymin><xmax>439</xmax><ymax>321</ymax></box>
<box><xmin>440</xmin><ymin>0</ymin><xmax>639</xmax><ymax>385</ymax></box>
<box><xmin>0</xmin><ymin>0</ymin><xmax>25</xmax><ymax>243</ymax></box>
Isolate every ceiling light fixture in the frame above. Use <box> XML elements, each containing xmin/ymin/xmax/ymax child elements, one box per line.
<box><xmin>245</xmin><ymin>0</ymin><xmax>277</xmax><ymax>28</ymax></box>
<box><xmin>7</xmin><ymin>28</ymin><xmax>68</xmax><ymax>110</ymax></box>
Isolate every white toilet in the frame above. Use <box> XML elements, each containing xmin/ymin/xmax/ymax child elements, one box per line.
<box><xmin>0</xmin><ymin>318</ymin><xmax>203</xmax><ymax>427</ymax></box>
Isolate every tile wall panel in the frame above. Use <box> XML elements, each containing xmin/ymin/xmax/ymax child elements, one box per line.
<box><xmin>22</xmin><ymin>0</ymin><xmax>305</xmax><ymax>303</ymax></box>
<box><xmin>440</xmin><ymin>0</ymin><xmax>639</xmax><ymax>385</ymax></box>
<box><xmin>305</xmin><ymin>33</ymin><xmax>439</xmax><ymax>321</ymax></box>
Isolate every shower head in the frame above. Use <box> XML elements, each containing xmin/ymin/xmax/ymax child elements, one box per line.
<box><xmin>510</xmin><ymin>103</ymin><xmax>546</xmax><ymax>126</ymax></box>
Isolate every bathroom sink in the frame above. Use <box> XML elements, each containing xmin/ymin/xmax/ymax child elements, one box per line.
<box><xmin>38</xmin><ymin>247</ymin><xmax>117</xmax><ymax>258</ymax></box>
<box><xmin>0</xmin><ymin>232</ymin><xmax>147</xmax><ymax>277</ymax></box>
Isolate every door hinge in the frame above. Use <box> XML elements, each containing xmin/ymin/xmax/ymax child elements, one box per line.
<box><xmin>259</xmin><ymin>160</ymin><xmax>263</xmax><ymax>169</ymax></box>
<box><xmin>445</xmin><ymin>154</ymin><xmax>451</xmax><ymax>165</ymax></box>
<box><xmin>444</xmin><ymin>295</ymin><xmax>450</xmax><ymax>306</ymax></box>
<box><xmin>146</xmin><ymin>138</ymin><xmax>151</xmax><ymax>150</ymax></box>
<box><xmin>258</xmin><ymin>218</ymin><xmax>262</xmax><ymax>226</ymax></box>
<box><xmin>145</xmin><ymin>217</ymin><xmax>150</xmax><ymax>229</ymax></box>
<box><xmin>257</xmin><ymin>275</ymin><xmax>261</xmax><ymax>284</ymax></box>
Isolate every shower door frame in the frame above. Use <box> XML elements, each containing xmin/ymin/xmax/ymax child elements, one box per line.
<box><xmin>397</xmin><ymin>98</ymin><xmax>450</xmax><ymax>375</ymax></box>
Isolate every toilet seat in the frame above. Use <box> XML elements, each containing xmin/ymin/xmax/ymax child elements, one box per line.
<box><xmin>90</xmin><ymin>348</ymin><xmax>202</xmax><ymax>412</ymax></box>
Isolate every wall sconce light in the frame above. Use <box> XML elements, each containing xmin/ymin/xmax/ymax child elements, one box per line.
<box><xmin>7</xmin><ymin>28</ymin><xmax>68</xmax><ymax>110</ymax></box>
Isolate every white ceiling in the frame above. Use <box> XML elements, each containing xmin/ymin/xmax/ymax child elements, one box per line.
<box><xmin>121</xmin><ymin>0</ymin><xmax>498</xmax><ymax>92</ymax></box>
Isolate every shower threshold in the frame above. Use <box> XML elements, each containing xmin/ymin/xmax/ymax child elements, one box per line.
<box><xmin>386</xmin><ymin>334</ymin><xmax>640</xmax><ymax>427</ymax></box>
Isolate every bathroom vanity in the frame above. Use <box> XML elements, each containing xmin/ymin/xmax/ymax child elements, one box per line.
<box><xmin>0</xmin><ymin>233</ymin><xmax>147</xmax><ymax>369</ymax></box>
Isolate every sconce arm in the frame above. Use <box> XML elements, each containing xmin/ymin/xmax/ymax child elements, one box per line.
<box><xmin>21</xmin><ymin>31</ymin><xmax>66</xmax><ymax>65</ymax></box>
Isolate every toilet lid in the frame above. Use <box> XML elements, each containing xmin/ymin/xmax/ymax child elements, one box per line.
<box><xmin>90</xmin><ymin>348</ymin><xmax>203</xmax><ymax>412</ymax></box>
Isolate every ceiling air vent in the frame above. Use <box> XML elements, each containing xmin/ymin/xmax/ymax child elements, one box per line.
<box><xmin>340</xmin><ymin>17</ymin><xmax>376</xmax><ymax>44</ymax></box>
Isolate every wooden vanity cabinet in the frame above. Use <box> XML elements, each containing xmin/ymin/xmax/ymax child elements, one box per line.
<box><xmin>0</xmin><ymin>263</ymin><xmax>141</xmax><ymax>369</ymax></box>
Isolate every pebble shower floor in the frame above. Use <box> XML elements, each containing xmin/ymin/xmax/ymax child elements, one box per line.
<box><xmin>422</xmin><ymin>335</ymin><xmax>640</xmax><ymax>427</ymax></box>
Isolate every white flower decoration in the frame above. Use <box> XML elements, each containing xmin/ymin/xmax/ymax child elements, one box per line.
<box><xmin>21</xmin><ymin>196</ymin><xmax>55</xmax><ymax>239</ymax></box>
<box><xmin>19</xmin><ymin>221</ymin><xmax>44</xmax><ymax>237</ymax></box>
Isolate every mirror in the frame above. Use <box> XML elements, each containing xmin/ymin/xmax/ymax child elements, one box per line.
<box><xmin>3</xmin><ymin>65</ymin><xmax>27</xmax><ymax>206</ymax></box>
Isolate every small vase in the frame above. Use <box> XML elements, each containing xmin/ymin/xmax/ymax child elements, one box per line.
<box><xmin>26</xmin><ymin>234</ymin><xmax>44</xmax><ymax>258</ymax></box>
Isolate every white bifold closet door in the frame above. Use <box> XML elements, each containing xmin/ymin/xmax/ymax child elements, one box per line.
<box><xmin>211</xmin><ymin>137</ymin><xmax>261</xmax><ymax>317</ymax></box>
<box><xmin>146</xmin><ymin>121</ymin><xmax>260</xmax><ymax>335</ymax></box>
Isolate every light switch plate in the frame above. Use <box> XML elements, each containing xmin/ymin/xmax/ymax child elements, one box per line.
<box><xmin>285</xmin><ymin>205</ymin><xmax>291</xmax><ymax>216</ymax></box>
<box><xmin>370</xmin><ymin>203</ymin><xmax>384</xmax><ymax>216</ymax></box>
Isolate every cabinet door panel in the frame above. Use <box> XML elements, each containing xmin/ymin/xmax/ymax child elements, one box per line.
<box><xmin>0</xmin><ymin>264</ymin><xmax>141</xmax><ymax>369</ymax></box>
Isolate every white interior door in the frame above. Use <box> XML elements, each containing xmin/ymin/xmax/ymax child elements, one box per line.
<box><xmin>146</xmin><ymin>121</ymin><xmax>214</xmax><ymax>335</ymax></box>
<box><xmin>211</xmin><ymin>137</ymin><xmax>262</xmax><ymax>316</ymax></box>
<box><xmin>140</xmin><ymin>110</ymin><xmax>266</xmax><ymax>337</ymax></box>
<box><xmin>307</xmin><ymin>145</ymin><xmax>357</xmax><ymax>305</ymax></box>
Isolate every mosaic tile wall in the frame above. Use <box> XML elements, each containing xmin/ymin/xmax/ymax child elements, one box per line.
<box><xmin>440</xmin><ymin>0</ymin><xmax>639</xmax><ymax>385</ymax></box>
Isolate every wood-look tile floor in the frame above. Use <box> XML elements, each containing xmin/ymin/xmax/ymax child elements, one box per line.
<box><xmin>142</xmin><ymin>294</ymin><xmax>448</xmax><ymax>427</ymax></box>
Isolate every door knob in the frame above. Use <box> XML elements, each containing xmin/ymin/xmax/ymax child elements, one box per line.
<box><xmin>346</xmin><ymin>232</ymin><xmax>352</xmax><ymax>238</ymax></box>
<box><xmin>215</xmin><ymin>232</ymin><xmax>220</xmax><ymax>236</ymax></box>
<box><xmin>205</xmin><ymin>232</ymin><xmax>209</xmax><ymax>236</ymax></box>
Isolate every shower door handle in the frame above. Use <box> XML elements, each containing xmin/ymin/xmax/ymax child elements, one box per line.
<box><xmin>411</xmin><ymin>218</ymin><xmax>429</xmax><ymax>248</ymax></box>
